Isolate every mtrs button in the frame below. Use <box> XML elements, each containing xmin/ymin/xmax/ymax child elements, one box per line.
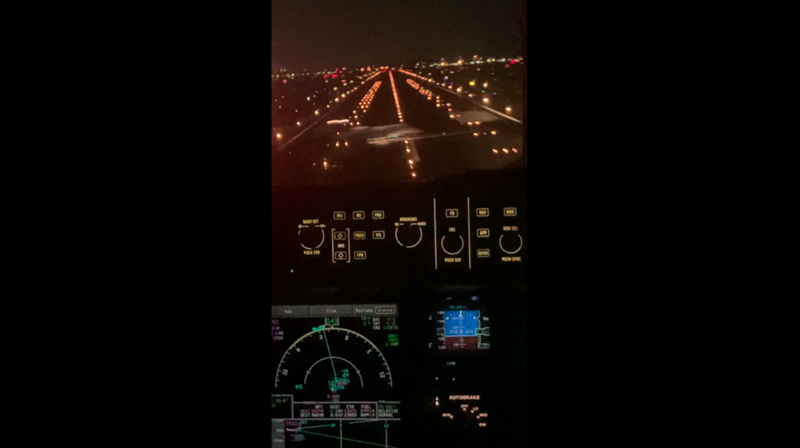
<box><xmin>477</xmin><ymin>249</ymin><xmax>490</xmax><ymax>258</ymax></box>
<box><xmin>476</xmin><ymin>208</ymin><xmax>489</xmax><ymax>217</ymax></box>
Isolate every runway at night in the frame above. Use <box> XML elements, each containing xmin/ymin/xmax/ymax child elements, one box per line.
<box><xmin>272</xmin><ymin>66</ymin><xmax>524</xmax><ymax>187</ymax></box>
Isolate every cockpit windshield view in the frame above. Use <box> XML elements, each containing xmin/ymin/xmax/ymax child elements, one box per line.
<box><xmin>272</xmin><ymin>1</ymin><xmax>526</xmax><ymax>446</ymax></box>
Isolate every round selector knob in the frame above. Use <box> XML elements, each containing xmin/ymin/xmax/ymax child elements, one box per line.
<box><xmin>395</xmin><ymin>224</ymin><xmax>423</xmax><ymax>248</ymax></box>
<box><xmin>441</xmin><ymin>234</ymin><xmax>465</xmax><ymax>255</ymax></box>
<box><xmin>499</xmin><ymin>233</ymin><xmax>523</xmax><ymax>254</ymax></box>
<box><xmin>298</xmin><ymin>226</ymin><xmax>325</xmax><ymax>250</ymax></box>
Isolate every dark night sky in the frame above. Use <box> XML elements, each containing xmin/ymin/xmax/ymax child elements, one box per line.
<box><xmin>272</xmin><ymin>0</ymin><xmax>525</xmax><ymax>71</ymax></box>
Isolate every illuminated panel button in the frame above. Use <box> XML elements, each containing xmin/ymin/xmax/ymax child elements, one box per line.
<box><xmin>446</xmin><ymin>209</ymin><xmax>458</xmax><ymax>218</ymax></box>
<box><xmin>376</xmin><ymin>305</ymin><xmax>396</xmax><ymax>315</ymax></box>
<box><xmin>354</xmin><ymin>251</ymin><xmax>367</xmax><ymax>260</ymax></box>
<box><xmin>477</xmin><ymin>229</ymin><xmax>490</xmax><ymax>238</ymax></box>
<box><xmin>476</xmin><ymin>208</ymin><xmax>489</xmax><ymax>217</ymax></box>
<box><xmin>373</xmin><ymin>230</ymin><xmax>385</xmax><ymax>240</ymax></box>
<box><xmin>372</xmin><ymin>210</ymin><xmax>385</xmax><ymax>219</ymax></box>
<box><xmin>334</xmin><ymin>211</ymin><xmax>346</xmax><ymax>220</ymax></box>
<box><xmin>353</xmin><ymin>211</ymin><xmax>365</xmax><ymax>220</ymax></box>
<box><xmin>503</xmin><ymin>207</ymin><xmax>517</xmax><ymax>217</ymax></box>
<box><xmin>334</xmin><ymin>231</ymin><xmax>346</xmax><ymax>241</ymax></box>
<box><xmin>353</xmin><ymin>231</ymin><xmax>366</xmax><ymax>240</ymax></box>
<box><xmin>477</xmin><ymin>249</ymin><xmax>490</xmax><ymax>258</ymax></box>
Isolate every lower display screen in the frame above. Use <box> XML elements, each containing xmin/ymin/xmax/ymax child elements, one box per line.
<box><xmin>271</xmin><ymin>305</ymin><xmax>401</xmax><ymax>447</ymax></box>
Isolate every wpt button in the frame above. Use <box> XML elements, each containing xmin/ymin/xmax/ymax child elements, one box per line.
<box><xmin>353</xmin><ymin>211</ymin><xmax>365</xmax><ymax>220</ymax></box>
<box><xmin>372</xmin><ymin>210</ymin><xmax>385</xmax><ymax>220</ymax></box>
<box><xmin>354</xmin><ymin>251</ymin><xmax>367</xmax><ymax>260</ymax></box>
<box><xmin>334</xmin><ymin>211</ymin><xmax>346</xmax><ymax>220</ymax></box>
<box><xmin>353</xmin><ymin>231</ymin><xmax>366</xmax><ymax>240</ymax></box>
<box><xmin>446</xmin><ymin>209</ymin><xmax>458</xmax><ymax>218</ymax></box>
<box><xmin>477</xmin><ymin>229</ymin><xmax>490</xmax><ymax>238</ymax></box>
<box><xmin>477</xmin><ymin>249</ymin><xmax>490</xmax><ymax>258</ymax></box>
<box><xmin>476</xmin><ymin>208</ymin><xmax>489</xmax><ymax>217</ymax></box>
<box><xmin>372</xmin><ymin>230</ymin><xmax>385</xmax><ymax>239</ymax></box>
<box><xmin>334</xmin><ymin>231</ymin><xmax>346</xmax><ymax>240</ymax></box>
<box><xmin>503</xmin><ymin>207</ymin><xmax>517</xmax><ymax>217</ymax></box>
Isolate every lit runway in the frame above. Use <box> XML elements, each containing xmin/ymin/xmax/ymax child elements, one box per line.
<box><xmin>272</xmin><ymin>70</ymin><xmax>523</xmax><ymax>187</ymax></box>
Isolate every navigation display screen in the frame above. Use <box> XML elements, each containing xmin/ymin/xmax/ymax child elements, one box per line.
<box><xmin>271</xmin><ymin>304</ymin><xmax>401</xmax><ymax>447</ymax></box>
